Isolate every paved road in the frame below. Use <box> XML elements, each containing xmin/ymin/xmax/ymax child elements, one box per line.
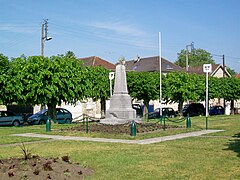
<box><xmin>12</xmin><ymin>130</ymin><xmax>224</xmax><ymax>145</ymax></box>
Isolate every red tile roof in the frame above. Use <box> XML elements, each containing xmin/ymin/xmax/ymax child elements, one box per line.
<box><xmin>236</xmin><ymin>73</ymin><xmax>240</xmax><ymax>78</ymax></box>
<box><xmin>79</xmin><ymin>56</ymin><xmax>115</xmax><ymax>70</ymax></box>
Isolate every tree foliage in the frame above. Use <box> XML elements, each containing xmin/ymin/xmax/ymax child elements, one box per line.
<box><xmin>86</xmin><ymin>66</ymin><xmax>110</xmax><ymax>117</ymax></box>
<box><xmin>163</xmin><ymin>72</ymin><xmax>205</xmax><ymax>112</ymax></box>
<box><xmin>127</xmin><ymin>71</ymin><xmax>159</xmax><ymax>114</ymax></box>
<box><xmin>175</xmin><ymin>48</ymin><xmax>215</xmax><ymax>68</ymax></box>
<box><xmin>1</xmin><ymin>54</ymin><xmax>89</xmax><ymax>120</ymax></box>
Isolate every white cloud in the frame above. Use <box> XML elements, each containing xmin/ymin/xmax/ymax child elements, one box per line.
<box><xmin>89</xmin><ymin>20</ymin><xmax>146</xmax><ymax>37</ymax></box>
<box><xmin>0</xmin><ymin>23</ymin><xmax>38</xmax><ymax>34</ymax></box>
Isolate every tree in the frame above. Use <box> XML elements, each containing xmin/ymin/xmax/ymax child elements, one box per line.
<box><xmin>0</xmin><ymin>53</ymin><xmax>9</xmax><ymax>72</ymax></box>
<box><xmin>86</xmin><ymin>66</ymin><xmax>110</xmax><ymax>117</ymax></box>
<box><xmin>0</xmin><ymin>54</ymin><xmax>10</xmax><ymax>103</ymax></box>
<box><xmin>221</xmin><ymin>77</ymin><xmax>240</xmax><ymax>114</ymax></box>
<box><xmin>2</xmin><ymin>54</ymin><xmax>90</xmax><ymax>120</ymax></box>
<box><xmin>175</xmin><ymin>48</ymin><xmax>215</xmax><ymax>68</ymax></box>
<box><xmin>127</xmin><ymin>71</ymin><xmax>159</xmax><ymax>114</ymax></box>
<box><xmin>0</xmin><ymin>55</ymin><xmax>26</xmax><ymax>104</ymax></box>
<box><xmin>163</xmin><ymin>72</ymin><xmax>205</xmax><ymax>113</ymax></box>
<box><xmin>65</xmin><ymin>51</ymin><xmax>76</xmax><ymax>59</ymax></box>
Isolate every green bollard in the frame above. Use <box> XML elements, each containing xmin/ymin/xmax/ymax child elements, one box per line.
<box><xmin>46</xmin><ymin>118</ymin><xmax>51</xmax><ymax>132</ymax></box>
<box><xmin>86</xmin><ymin>117</ymin><xmax>89</xmax><ymax>133</ymax></box>
<box><xmin>186</xmin><ymin>114</ymin><xmax>191</xmax><ymax>128</ymax></box>
<box><xmin>163</xmin><ymin>116</ymin><xmax>166</xmax><ymax>131</ymax></box>
<box><xmin>130</xmin><ymin>120</ymin><xmax>136</xmax><ymax>136</ymax></box>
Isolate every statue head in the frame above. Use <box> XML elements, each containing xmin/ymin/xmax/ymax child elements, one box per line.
<box><xmin>118</xmin><ymin>57</ymin><xmax>125</xmax><ymax>65</ymax></box>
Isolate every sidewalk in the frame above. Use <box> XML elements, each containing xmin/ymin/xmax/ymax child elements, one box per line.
<box><xmin>12</xmin><ymin>130</ymin><xmax>224</xmax><ymax>145</ymax></box>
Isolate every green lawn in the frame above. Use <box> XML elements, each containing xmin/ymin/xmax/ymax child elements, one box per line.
<box><xmin>0</xmin><ymin>115</ymin><xmax>239</xmax><ymax>179</ymax></box>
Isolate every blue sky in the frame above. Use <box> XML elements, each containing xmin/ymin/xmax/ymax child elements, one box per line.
<box><xmin>1</xmin><ymin>0</ymin><xmax>240</xmax><ymax>72</ymax></box>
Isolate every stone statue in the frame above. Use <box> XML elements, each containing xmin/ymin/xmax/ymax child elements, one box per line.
<box><xmin>100</xmin><ymin>57</ymin><xmax>138</xmax><ymax>124</ymax></box>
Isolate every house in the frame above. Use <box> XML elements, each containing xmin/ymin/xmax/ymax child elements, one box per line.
<box><xmin>188</xmin><ymin>64</ymin><xmax>231</xmax><ymax>78</ymax></box>
<box><xmin>125</xmin><ymin>56</ymin><xmax>184</xmax><ymax>112</ymax></box>
<box><xmin>79</xmin><ymin>56</ymin><xmax>115</xmax><ymax>70</ymax></box>
<box><xmin>125</xmin><ymin>56</ymin><xmax>184</xmax><ymax>73</ymax></box>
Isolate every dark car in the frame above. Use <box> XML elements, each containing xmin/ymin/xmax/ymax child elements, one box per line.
<box><xmin>27</xmin><ymin>108</ymin><xmax>72</xmax><ymax>125</ymax></box>
<box><xmin>209</xmin><ymin>105</ymin><xmax>224</xmax><ymax>116</ymax></box>
<box><xmin>182</xmin><ymin>103</ymin><xmax>205</xmax><ymax>117</ymax></box>
<box><xmin>0</xmin><ymin>110</ymin><xmax>24</xmax><ymax>126</ymax></box>
<box><xmin>148</xmin><ymin>107</ymin><xmax>177</xmax><ymax>119</ymax></box>
<box><xmin>132</xmin><ymin>104</ymin><xmax>143</xmax><ymax>117</ymax></box>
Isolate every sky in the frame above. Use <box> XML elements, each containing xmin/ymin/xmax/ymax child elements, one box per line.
<box><xmin>1</xmin><ymin>0</ymin><xmax>240</xmax><ymax>73</ymax></box>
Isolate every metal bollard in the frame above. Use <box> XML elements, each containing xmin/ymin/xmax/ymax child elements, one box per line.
<box><xmin>46</xmin><ymin>118</ymin><xmax>51</xmax><ymax>132</ymax></box>
<box><xmin>186</xmin><ymin>114</ymin><xmax>191</xmax><ymax>128</ymax></box>
<box><xmin>130</xmin><ymin>120</ymin><xmax>136</xmax><ymax>136</ymax></box>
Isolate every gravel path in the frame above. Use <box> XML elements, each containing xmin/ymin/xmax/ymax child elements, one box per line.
<box><xmin>10</xmin><ymin>130</ymin><xmax>224</xmax><ymax>145</ymax></box>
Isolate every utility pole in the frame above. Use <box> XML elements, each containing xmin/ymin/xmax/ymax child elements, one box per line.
<box><xmin>186</xmin><ymin>42</ymin><xmax>194</xmax><ymax>71</ymax></box>
<box><xmin>41</xmin><ymin>19</ymin><xmax>52</xmax><ymax>56</ymax></box>
<box><xmin>223</xmin><ymin>54</ymin><xmax>225</xmax><ymax>77</ymax></box>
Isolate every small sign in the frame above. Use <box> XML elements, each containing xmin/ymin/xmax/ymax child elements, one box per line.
<box><xmin>203</xmin><ymin>64</ymin><xmax>212</xmax><ymax>73</ymax></box>
<box><xmin>109</xmin><ymin>72</ymin><xmax>115</xmax><ymax>80</ymax></box>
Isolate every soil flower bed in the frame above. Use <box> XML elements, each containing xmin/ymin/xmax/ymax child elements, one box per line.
<box><xmin>0</xmin><ymin>155</ymin><xmax>94</xmax><ymax>180</ymax></box>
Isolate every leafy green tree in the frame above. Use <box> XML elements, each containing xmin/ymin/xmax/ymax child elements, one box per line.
<box><xmin>0</xmin><ymin>53</ymin><xmax>10</xmax><ymax>103</ymax></box>
<box><xmin>175</xmin><ymin>48</ymin><xmax>215</xmax><ymax>68</ymax></box>
<box><xmin>65</xmin><ymin>51</ymin><xmax>76</xmax><ymax>59</ymax></box>
<box><xmin>163</xmin><ymin>72</ymin><xmax>205</xmax><ymax>113</ymax></box>
<box><xmin>127</xmin><ymin>71</ymin><xmax>159</xmax><ymax>114</ymax></box>
<box><xmin>0</xmin><ymin>56</ymin><xmax>27</xmax><ymax>104</ymax></box>
<box><xmin>0</xmin><ymin>53</ymin><xmax>9</xmax><ymax>72</ymax></box>
<box><xmin>86</xmin><ymin>66</ymin><xmax>110</xmax><ymax>117</ymax></box>
<box><xmin>3</xmin><ymin>54</ymin><xmax>90</xmax><ymax>120</ymax></box>
<box><xmin>221</xmin><ymin>77</ymin><xmax>240</xmax><ymax>114</ymax></box>
<box><xmin>226</xmin><ymin>67</ymin><xmax>237</xmax><ymax>76</ymax></box>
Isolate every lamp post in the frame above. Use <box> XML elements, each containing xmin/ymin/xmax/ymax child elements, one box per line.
<box><xmin>41</xmin><ymin>19</ymin><xmax>52</xmax><ymax>56</ymax></box>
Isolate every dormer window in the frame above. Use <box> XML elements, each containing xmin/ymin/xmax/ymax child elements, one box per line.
<box><xmin>166</xmin><ymin>64</ymin><xmax>173</xmax><ymax>70</ymax></box>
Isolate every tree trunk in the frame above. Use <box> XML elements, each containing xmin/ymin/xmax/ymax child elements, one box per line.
<box><xmin>230</xmin><ymin>100</ymin><xmax>235</xmax><ymax>115</ymax></box>
<box><xmin>47</xmin><ymin>103</ymin><xmax>56</xmax><ymax>122</ymax></box>
<box><xmin>100</xmin><ymin>98</ymin><xmax>106</xmax><ymax>118</ymax></box>
<box><xmin>143</xmin><ymin>100</ymin><xmax>149</xmax><ymax>115</ymax></box>
<box><xmin>178</xmin><ymin>100</ymin><xmax>183</xmax><ymax>116</ymax></box>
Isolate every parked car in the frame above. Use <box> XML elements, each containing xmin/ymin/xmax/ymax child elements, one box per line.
<box><xmin>0</xmin><ymin>110</ymin><xmax>24</xmax><ymax>126</ymax></box>
<box><xmin>27</xmin><ymin>108</ymin><xmax>72</xmax><ymax>125</ymax></box>
<box><xmin>209</xmin><ymin>105</ymin><xmax>224</xmax><ymax>116</ymax></box>
<box><xmin>182</xmin><ymin>103</ymin><xmax>205</xmax><ymax>117</ymax></box>
<box><xmin>132</xmin><ymin>104</ymin><xmax>143</xmax><ymax>117</ymax></box>
<box><xmin>148</xmin><ymin>107</ymin><xmax>177</xmax><ymax>119</ymax></box>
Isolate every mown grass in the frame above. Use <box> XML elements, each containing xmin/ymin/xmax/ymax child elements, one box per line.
<box><xmin>0</xmin><ymin>125</ymin><xmax>48</xmax><ymax>145</ymax></box>
<box><xmin>0</xmin><ymin>115</ymin><xmax>239</xmax><ymax>179</ymax></box>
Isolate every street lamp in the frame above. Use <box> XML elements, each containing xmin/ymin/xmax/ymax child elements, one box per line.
<box><xmin>41</xmin><ymin>19</ymin><xmax>52</xmax><ymax>56</ymax></box>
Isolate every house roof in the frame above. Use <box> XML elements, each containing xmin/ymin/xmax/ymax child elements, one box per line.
<box><xmin>236</xmin><ymin>73</ymin><xmax>240</xmax><ymax>78</ymax></box>
<box><xmin>79</xmin><ymin>56</ymin><xmax>115</xmax><ymax>70</ymax></box>
<box><xmin>125</xmin><ymin>56</ymin><xmax>184</xmax><ymax>72</ymax></box>
<box><xmin>188</xmin><ymin>64</ymin><xmax>231</xmax><ymax>77</ymax></box>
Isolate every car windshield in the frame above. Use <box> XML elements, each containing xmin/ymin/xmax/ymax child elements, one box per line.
<box><xmin>36</xmin><ymin>109</ymin><xmax>47</xmax><ymax>115</ymax></box>
<box><xmin>183</xmin><ymin>104</ymin><xmax>190</xmax><ymax>109</ymax></box>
